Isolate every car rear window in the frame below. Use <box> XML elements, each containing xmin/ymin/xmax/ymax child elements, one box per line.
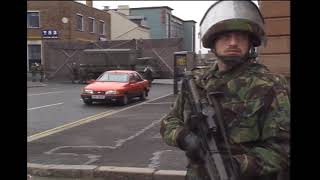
<box><xmin>97</xmin><ymin>73</ymin><xmax>128</xmax><ymax>82</ymax></box>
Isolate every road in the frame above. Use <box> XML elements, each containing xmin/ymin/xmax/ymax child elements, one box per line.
<box><xmin>27</xmin><ymin>82</ymin><xmax>188</xmax><ymax>171</ymax></box>
<box><xmin>27</xmin><ymin>82</ymin><xmax>173</xmax><ymax>136</ymax></box>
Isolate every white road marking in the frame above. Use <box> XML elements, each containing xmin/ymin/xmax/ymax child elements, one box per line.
<box><xmin>42</xmin><ymin>115</ymin><xmax>168</xmax><ymax>165</ymax></box>
<box><xmin>114</xmin><ymin>118</ymin><xmax>162</xmax><ymax>148</ymax></box>
<box><xmin>28</xmin><ymin>92</ymin><xmax>173</xmax><ymax>142</ymax></box>
<box><xmin>28</xmin><ymin>91</ymin><xmax>65</xmax><ymax>96</ymax></box>
<box><xmin>148</xmin><ymin>150</ymin><xmax>172</xmax><ymax>169</ymax></box>
<box><xmin>27</xmin><ymin>102</ymin><xmax>64</xmax><ymax>111</ymax></box>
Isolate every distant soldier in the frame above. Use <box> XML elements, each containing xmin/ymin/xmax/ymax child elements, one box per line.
<box><xmin>143</xmin><ymin>65</ymin><xmax>153</xmax><ymax>87</ymax></box>
<box><xmin>30</xmin><ymin>63</ymin><xmax>38</xmax><ymax>82</ymax></box>
<box><xmin>71</xmin><ymin>62</ymin><xmax>79</xmax><ymax>84</ymax></box>
<box><xmin>37</xmin><ymin>63</ymin><xmax>44</xmax><ymax>82</ymax></box>
<box><xmin>87</xmin><ymin>64</ymin><xmax>95</xmax><ymax>82</ymax></box>
<box><xmin>79</xmin><ymin>64</ymin><xmax>88</xmax><ymax>84</ymax></box>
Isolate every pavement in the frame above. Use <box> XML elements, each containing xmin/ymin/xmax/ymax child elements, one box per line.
<box><xmin>27</xmin><ymin>78</ymin><xmax>186</xmax><ymax>180</ymax></box>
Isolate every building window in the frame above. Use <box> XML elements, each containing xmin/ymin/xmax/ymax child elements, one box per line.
<box><xmin>76</xmin><ymin>14</ymin><xmax>84</xmax><ymax>31</ymax></box>
<box><xmin>99</xmin><ymin>20</ymin><xmax>105</xmax><ymax>35</ymax></box>
<box><xmin>88</xmin><ymin>17</ymin><xmax>95</xmax><ymax>33</ymax></box>
<box><xmin>27</xmin><ymin>11</ymin><xmax>40</xmax><ymax>28</ymax></box>
<box><xmin>27</xmin><ymin>44</ymin><xmax>41</xmax><ymax>71</ymax></box>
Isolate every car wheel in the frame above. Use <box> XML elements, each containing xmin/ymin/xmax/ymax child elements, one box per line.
<box><xmin>140</xmin><ymin>90</ymin><xmax>146</xmax><ymax>100</ymax></box>
<box><xmin>84</xmin><ymin>100</ymin><xmax>92</xmax><ymax>105</ymax></box>
<box><xmin>120</xmin><ymin>95</ymin><xmax>128</xmax><ymax>105</ymax></box>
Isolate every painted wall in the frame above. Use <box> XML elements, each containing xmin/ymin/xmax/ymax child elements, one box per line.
<box><xmin>183</xmin><ymin>21</ymin><xmax>196</xmax><ymax>52</ymax></box>
<box><xmin>108</xmin><ymin>10</ymin><xmax>150</xmax><ymax>40</ymax></box>
<box><xmin>130</xmin><ymin>8</ymin><xmax>169</xmax><ymax>39</ymax></box>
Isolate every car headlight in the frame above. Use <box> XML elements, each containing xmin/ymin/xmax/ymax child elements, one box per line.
<box><xmin>105</xmin><ymin>90</ymin><xmax>119</xmax><ymax>95</ymax></box>
<box><xmin>84</xmin><ymin>89</ymin><xmax>93</xmax><ymax>94</ymax></box>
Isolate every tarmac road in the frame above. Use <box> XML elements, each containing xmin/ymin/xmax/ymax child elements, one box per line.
<box><xmin>27</xmin><ymin>82</ymin><xmax>173</xmax><ymax>136</ymax></box>
<box><xmin>28</xmin><ymin>94</ymin><xmax>187</xmax><ymax>171</ymax></box>
<box><xmin>28</xmin><ymin>80</ymin><xmax>188</xmax><ymax>179</ymax></box>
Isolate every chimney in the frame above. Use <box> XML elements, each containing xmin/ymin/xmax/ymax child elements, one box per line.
<box><xmin>86</xmin><ymin>0</ymin><xmax>93</xmax><ymax>7</ymax></box>
<box><xmin>103</xmin><ymin>6</ymin><xmax>109</xmax><ymax>11</ymax></box>
<box><xmin>117</xmin><ymin>5</ymin><xmax>130</xmax><ymax>16</ymax></box>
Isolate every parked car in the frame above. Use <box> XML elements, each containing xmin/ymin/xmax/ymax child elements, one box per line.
<box><xmin>81</xmin><ymin>70</ymin><xmax>150</xmax><ymax>105</ymax></box>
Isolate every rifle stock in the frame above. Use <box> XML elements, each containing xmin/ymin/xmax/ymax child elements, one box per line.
<box><xmin>182</xmin><ymin>71</ymin><xmax>237</xmax><ymax>180</ymax></box>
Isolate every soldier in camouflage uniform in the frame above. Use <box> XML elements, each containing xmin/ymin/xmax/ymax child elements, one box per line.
<box><xmin>38</xmin><ymin>63</ymin><xmax>44</xmax><ymax>82</ymax></box>
<box><xmin>143</xmin><ymin>65</ymin><xmax>153</xmax><ymax>87</ymax></box>
<box><xmin>160</xmin><ymin>1</ymin><xmax>290</xmax><ymax>180</ymax></box>
<box><xmin>71</xmin><ymin>62</ymin><xmax>79</xmax><ymax>84</ymax></box>
<box><xmin>30</xmin><ymin>63</ymin><xmax>38</xmax><ymax>82</ymax></box>
<box><xmin>78</xmin><ymin>64</ymin><xmax>87</xmax><ymax>84</ymax></box>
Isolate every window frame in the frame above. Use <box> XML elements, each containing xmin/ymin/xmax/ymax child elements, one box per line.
<box><xmin>88</xmin><ymin>17</ymin><xmax>95</xmax><ymax>33</ymax></box>
<box><xmin>134</xmin><ymin>72</ymin><xmax>143</xmax><ymax>81</ymax></box>
<box><xmin>76</xmin><ymin>13</ymin><xmax>84</xmax><ymax>31</ymax></box>
<box><xmin>27</xmin><ymin>11</ymin><xmax>40</xmax><ymax>28</ymax></box>
<box><xmin>99</xmin><ymin>20</ymin><xmax>105</xmax><ymax>35</ymax></box>
<box><xmin>27</xmin><ymin>41</ymin><xmax>42</xmax><ymax>72</ymax></box>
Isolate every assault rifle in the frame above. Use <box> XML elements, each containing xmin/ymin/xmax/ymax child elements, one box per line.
<box><xmin>181</xmin><ymin>71</ymin><xmax>238</xmax><ymax>180</ymax></box>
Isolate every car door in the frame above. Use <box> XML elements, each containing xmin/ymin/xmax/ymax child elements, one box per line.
<box><xmin>133</xmin><ymin>72</ymin><xmax>146</xmax><ymax>95</ymax></box>
<box><xmin>128</xmin><ymin>73</ymin><xmax>140</xmax><ymax>97</ymax></box>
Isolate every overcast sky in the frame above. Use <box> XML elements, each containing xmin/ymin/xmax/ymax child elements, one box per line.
<box><xmin>77</xmin><ymin>1</ymin><xmax>258</xmax><ymax>53</ymax></box>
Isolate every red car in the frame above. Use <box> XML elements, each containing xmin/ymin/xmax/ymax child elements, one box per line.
<box><xmin>81</xmin><ymin>70</ymin><xmax>150</xmax><ymax>105</ymax></box>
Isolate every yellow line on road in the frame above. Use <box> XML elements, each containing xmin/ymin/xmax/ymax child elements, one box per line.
<box><xmin>27</xmin><ymin>110</ymin><xmax>114</xmax><ymax>142</ymax></box>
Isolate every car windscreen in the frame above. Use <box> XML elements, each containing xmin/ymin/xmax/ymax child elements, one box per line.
<box><xmin>97</xmin><ymin>73</ymin><xmax>128</xmax><ymax>82</ymax></box>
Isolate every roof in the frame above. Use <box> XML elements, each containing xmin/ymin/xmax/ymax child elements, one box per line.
<box><xmin>129</xmin><ymin>6</ymin><xmax>173</xmax><ymax>11</ymax></box>
<box><xmin>184</xmin><ymin>20</ymin><xmax>197</xmax><ymax>23</ymax></box>
<box><xmin>106</xmin><ymin>70</ymin><xmax>137</xmax><ymax>73</ymax></box>
<box><xmin>171</xmin><ymin>15</ymin><xmax>197</xmax><ymax>24</ymax></box>
<box><xmin>72</xmin><ymin>1</ymin><xmax>111</xmax><ymax>14</ymax></box>
<box><xmin>108</xmin><ymin>10</ymin><xmax>150</xmax><ymax>30</ymax></box>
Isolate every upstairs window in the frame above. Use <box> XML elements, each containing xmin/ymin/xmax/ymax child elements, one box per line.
<box><xmin>99</xmin><ymin>20</ymin><xmax>105</xmax><ymax>35</ymax></box>
<box><xmin>27</xmin><ymin>11</ymin><xmax>40</xmax><ymax>28</ymax></box>
<box><xmin>88</xmin><ymin>17</ymin><xmax>95</xmax><ymax>33</ymax></box>
<box><xmin>76</xmin><ymin>14</ymin><xmax>84</xmax><ymax>31</ymax></box>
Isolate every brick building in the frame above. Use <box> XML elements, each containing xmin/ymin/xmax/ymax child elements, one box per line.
<box><xmin>27</xmin><ymin>1</ymin><xmax>111</xmax><ymax>71</ymax></box>
<box><xmin>258</xmin><ymin>1</ymin><xmax>290</xmax><ymax>77</ymax></box>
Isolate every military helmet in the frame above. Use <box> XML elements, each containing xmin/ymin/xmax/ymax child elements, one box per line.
<box><xmin>200</xmin><ymin>1</ymin><xmax>266</xmax><ymax>48</ymax></box>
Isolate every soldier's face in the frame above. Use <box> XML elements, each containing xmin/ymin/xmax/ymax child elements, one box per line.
<box><xmin>213</xmin><ymin>31</ymin><xmax>250</xmax><ymax>57</ymax></box>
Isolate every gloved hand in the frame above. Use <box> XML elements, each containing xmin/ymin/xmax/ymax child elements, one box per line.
<box><xmin>176</xmin><ymin>128</ymin><xmax>204</xmax><ymax>163</ymax></box>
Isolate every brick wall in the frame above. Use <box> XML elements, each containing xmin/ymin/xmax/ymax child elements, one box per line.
<box><xmin>259</xmin><ymin>1</ymin><xmax>290</xmax><ymax>77</ymax></box>
<box><xmin>27</xmin><ymin>1</ymin><xmax>111</xmax><ymax>41</ymax></box>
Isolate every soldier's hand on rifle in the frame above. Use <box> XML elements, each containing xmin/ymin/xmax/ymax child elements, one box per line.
<box><xmin>176</xmin><ymin>128</ymin><xmax>204</xmax><ymax>164</ymax></box>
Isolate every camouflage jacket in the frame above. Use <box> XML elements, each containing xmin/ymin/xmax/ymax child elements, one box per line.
<box><xmin>160</xmin><ymin>62</ymin><xmax>290</xmax><ymax>180</ymax></box>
